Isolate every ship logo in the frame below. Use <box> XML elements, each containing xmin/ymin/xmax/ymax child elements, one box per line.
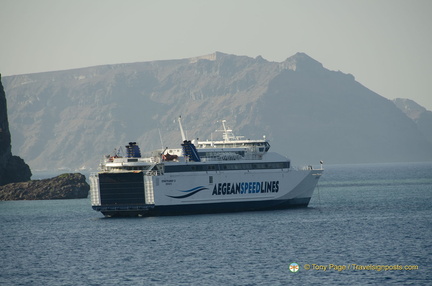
<box><xmin>166</xmin><ymin>186</ymin><xmax>209</xmax><ymax>199</ymax></box>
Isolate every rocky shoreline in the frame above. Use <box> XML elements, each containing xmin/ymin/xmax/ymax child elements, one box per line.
<box><xmin>0</xmin><ymin>173</ymin><xmax>89</xmax><ymax>201</ymax></box>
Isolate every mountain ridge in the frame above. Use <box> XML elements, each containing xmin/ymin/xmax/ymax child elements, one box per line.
<box><xmin>3</xmin><ymin>52</ymin><xmax>432</xmax><ymax>171</ymax></box>
<box><xmin>393</xmin><ymin>98</ymin><xmax>432</xmax><ymax>145</ymax></box>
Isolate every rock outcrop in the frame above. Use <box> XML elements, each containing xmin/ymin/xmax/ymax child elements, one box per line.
<box><xmin>0</xmin><ymin>74</ymin><xmax>32</xmax><ymax>185</ymax></box>
<box><xmin>0</xmin><ymin>173</ymin><xmax>89</xmax><ymax>200</ymax></box>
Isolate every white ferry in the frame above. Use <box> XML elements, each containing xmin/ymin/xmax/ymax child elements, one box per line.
<box><xmin>89</xmin><ymin>119</ymin><xmax>323</xmax><ymax>217</ymax></box>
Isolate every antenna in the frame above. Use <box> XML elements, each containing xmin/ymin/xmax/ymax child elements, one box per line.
<box><xmin>217</xmin><ymin>120</ymin><xmax>236</xmax><ymax>141</ymax></box>
<box><xmin>158</xmin><ymin>128</ymin><xmax>164</xmax><ymax>150</ymax></box>
<box><xmin>178</xmin><ymin>116</ymin><xmax>186</xmax><ymax>141</ymax></box>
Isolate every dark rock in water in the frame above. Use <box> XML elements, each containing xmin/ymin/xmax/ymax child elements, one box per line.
<box><xmin>0</xmin><ymin>74</ymin><xmax>32</xmax><ymax>185</ymax></box>
<box><xmin>3</xmin><ymin>155</ymin><xmax>32</xmax><ymax>184</ymax></box>
<box><xmin>0</xmin><ymin>173</ymin><xmax>89</xmax><ymax>201</ymax></box>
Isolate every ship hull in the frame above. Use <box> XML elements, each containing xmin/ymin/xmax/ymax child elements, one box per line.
<box><xmin>90</xmin><ymin>168</ymin><xmax>323</xmax><ymax>217</ymax></box>
<box><xmin>96</xmin><ymin>197</ymin><xmax>311</xmax><ymax>217</ymax></box>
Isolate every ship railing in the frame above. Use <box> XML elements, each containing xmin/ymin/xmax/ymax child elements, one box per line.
<box><xmin>201</xmin><ymin>156</ymin><xmax>260</xmax><ymax>162</ymax></box>
<box><xmin>294</xmin><ymin>164</ymin><xmax>324</xmax><ymax>171</ymax></box>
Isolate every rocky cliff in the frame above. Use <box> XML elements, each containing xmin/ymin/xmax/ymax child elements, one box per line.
<box><xmin>393</xmin><ymin>98</ymin><xmax>432</xmax><ymax>145</ymax></box>
<box><xmin>3</xmin><ymin>52</ymin><xmax>432</xmax><ymax>168</ymax></box>
<box><xmin>0</xmin><ymin>173</ymin><xmax>89</xmax><ymax>200</ymax></box>
<box><xmin>0</xmin><ymin>74</ymin><xmax>32</xmax><ymax>185</ymax></box>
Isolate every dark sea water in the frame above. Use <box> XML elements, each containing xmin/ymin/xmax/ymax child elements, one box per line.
<box><xmin>1</xmin><ymin>162</ymin><xmax>431</xmax><ymax>285</ymax></box>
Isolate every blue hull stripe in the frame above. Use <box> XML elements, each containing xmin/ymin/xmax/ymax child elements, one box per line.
<box><xmin>166</xmin><ymin>187</ymin><xmax>209</xmax><ymax>199</ymax></box>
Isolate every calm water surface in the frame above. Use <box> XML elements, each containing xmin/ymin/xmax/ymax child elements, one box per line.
<box><xmin>1</xmin><ymin>162</ymin><xmax>431</xmax><ymax>285</ymax></box>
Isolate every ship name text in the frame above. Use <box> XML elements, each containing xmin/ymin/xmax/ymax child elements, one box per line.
<box><xmin>212</xmin><ymin>181</ymin><xmax>279</xmax><ymax>196</ymax></box>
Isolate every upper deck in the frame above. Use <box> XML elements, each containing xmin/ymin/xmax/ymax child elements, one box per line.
<box><xmin>99</xmin><ymin>119</ymin><xmax>280</xmax><ymax>172</ymax></box>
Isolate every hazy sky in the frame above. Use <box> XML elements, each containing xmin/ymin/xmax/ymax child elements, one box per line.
<box><xmin>1</xmin><ymin>0</ymin><xmax>431</xmax><ymax>110</ymax></box>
